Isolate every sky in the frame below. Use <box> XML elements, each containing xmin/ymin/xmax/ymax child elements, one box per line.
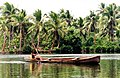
<box><xmin>0</xmin><ymin>0</ymin><xmax>120</xmax><ymax>18</ymax></box>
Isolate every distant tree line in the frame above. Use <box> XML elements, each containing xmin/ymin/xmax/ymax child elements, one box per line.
<box><xmin>0</xmin><ymin>2</ymin><xmax>120</xmax><ymax>54</ymax></box>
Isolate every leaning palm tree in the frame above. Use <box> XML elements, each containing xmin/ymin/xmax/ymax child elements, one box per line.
<box><xmin>46</xmin><ymin>11</ymin><xmax>67</xmax><ymax>49</ymax></box>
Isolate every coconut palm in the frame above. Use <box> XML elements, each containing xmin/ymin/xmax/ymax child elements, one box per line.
<box><xmin>46</xmin><ymin>11</ymin><xmax>67</xmax><ymax>49</ymax></box>
<box><xmin>28</xmin><ymin>9</ymin><xmax>48</xmax><ymax>50</ymax></box>
<box><xmin>12</xmin><ymin>9</ymin><xmax>28</xmax><ymax>52</ymax></box>
<box><xmin>83</xmin><ymin>11</ymin><xmax>99</xmax><ymax>45</ymax></box>
<box><xmin>0</xmin><ymin>2</ymin><xmax>19</xmax><ymax>50</ymax></box>
<box><xmin>83</xmin><ymin>11</ymin><xmax>98</xmax><ymax>33</ymax></box>
<box><xmin>73</xmin><ymin>17</ymin><xmax>86</xmax><ymax>39</ymax></box>
<box><xmin>0</xmin><ymin>17</ymin><xmax>9</xmax><ymax>53</ymax></box>
<box><xmin>98</xmin><ymin>3</ymin><xmax>120</xmax><ymax>41</ymax></box>
<box><xmin>59</xmin><ymin>9</ymin><xmax>73</xmax><ymax>26</ymax></box>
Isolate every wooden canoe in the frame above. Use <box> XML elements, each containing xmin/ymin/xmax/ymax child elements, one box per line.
<box><xmin>24</xmin><ymin>56</ymin><xmax>100</xmax><ymax>65</ymax></box>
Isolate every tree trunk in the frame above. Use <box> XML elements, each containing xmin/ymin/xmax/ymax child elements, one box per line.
<box><xmin>8</xmin><ymin>26</ymin><xmax>13</xmax><ymax>51</ymax></box>
<box><xmin>2</xmin><ymin>32</ymin><xmax>7</xmax><ymax>54</ymax></box>
<box><xmin>57</xmin><ymin>40</ymin><xmax>60</xmax><ymax>48</ymax></box>
<box><xmin>94</xmin><ymin>34</ymin><xmax>96</xmax><ymax>45</ymax></box>
<box><xmin>51</xmin><ymin>40</ymin><xmax>55</xmax><ymax>49</ymax></box>
<box><xmin>19</xmin><ymin>26</ymin><xmax>22</xmax><ymax>51</ymax></box>
<box><xmin>37</xmin><ymin>35</ymin><xmax>40</xmax><ymax>48</ymax></box>
<box><xmin>31</xmin><ymin>37</ymin><xmax>36</xmax><ymax>49</ymax></box>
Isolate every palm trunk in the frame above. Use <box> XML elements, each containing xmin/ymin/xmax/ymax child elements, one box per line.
<box><xmin>51</xmin><ymin>40</ymin><xmax>55</xmax><ymax>49</ymax></box>
<box><xmin>57</xmin><ymin>35</ymin><xmax>60</xmax><ymax>48</ymax></box>
<box><xmin>94</xmin><ymin>34</ymin><xmax>96</xmax><ymax>44</ymax></box>
<box><xmin>31</xmin><ymin>37</ymin><xmax>35</xmax><ymax>49</ymax></box>
<box><xmin>8</xmin><ymin>26</ymin><xmax>13</xmax><ymax>51</ymax></box>
<box><xmin>57</xmin><ymin>40</ymin><xmax>60</xmax><ymax>48</ymax></box>
<box><xmin>37</xmin><ymin>35</ymin><xmax>40</xmax><ymax>48</ymax></box>
<box><xmin>2</xmin><ymin>32</ymin><xmax>7</xmax><ymax>53</ymax></box>
<box><xmin>51</xmin><ymin>30</ymin><xmax>58</xmax><ymax>49</ymax></box>
<box><xmin>19</xmin><ymin>26</ymin><xmax>22</xmax><ymax>51</ymax></box>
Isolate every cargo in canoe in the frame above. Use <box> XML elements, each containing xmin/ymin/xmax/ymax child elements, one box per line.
<box><xmin>24</xmin><ymin>56</ymin><xmax>100</xmax><ymax>65</ymax></box>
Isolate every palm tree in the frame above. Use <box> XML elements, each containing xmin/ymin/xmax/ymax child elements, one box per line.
<box><xmin>98</xmin><ymin>3</ymin><xmax>120</xmax><ymax>41</ymax></box>
<box><xmin>46</xmin><ymin>11</ymin><xmax>67</xmax><ymax>49</ymax></box>
<box><xmin>59</xmin><ymin>9</ymin><xmax>73</xmax><ymax>26</ymax></box>
<box><xmin>12</xmin><ymin>9</ymin><xmax>28</xmax><ymax>52</ymax></box>
<box><xmin>0</xmin><ymin>2</ymin><xmax>19</xmax><ymax>50</ymax></box>
<box><xmin>73</xmin><ymin>17</ymin><xmax>86</xmax><ymax>39</ymax></box>
<box><xmin>0</xmin><ymin>17</ymin><xmax>9</xmax><ymax>53</ymax></box>
<box><xmin>83</xmin><ymin>11</ymin><xmax>99</xmax><ymax>44</ymax></box>
<box><xmin>28</xmin><ymin>9</ymin><xmax>48</xmax><ymax>50</ymax></box>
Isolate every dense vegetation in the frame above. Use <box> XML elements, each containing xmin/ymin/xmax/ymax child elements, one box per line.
<box><xmin>0</xmin><ymin>2</ymin><xmax>120</xmax><ymax>54</ymax></box>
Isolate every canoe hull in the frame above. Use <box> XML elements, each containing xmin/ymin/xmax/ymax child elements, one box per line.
<box><xmin>25</xmin><ymin>56</ymin><xmax>100</xmax><ymax>65</ymax></box>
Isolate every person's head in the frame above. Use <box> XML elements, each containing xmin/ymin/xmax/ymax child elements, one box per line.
<box><xmin>32</xmin><ymin>49</ymin><xmax>36</xmax><ymax>54</ymax></box>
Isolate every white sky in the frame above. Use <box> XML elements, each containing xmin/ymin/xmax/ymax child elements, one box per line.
<box><xmin>0</xmin><ymin>0</ymin><xmax>120</xmax><ymax>18</ymax></box>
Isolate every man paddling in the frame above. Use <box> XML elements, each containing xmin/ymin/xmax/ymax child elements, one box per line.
<box><xmin>31</xmin><ymin>49</ymin><xmax>36</xmax><ymax>59</ymax></box>
<box><xmin>31</xmin><ymin>49</ymin><xmax>42</xmax><ymax>62</ymax></box>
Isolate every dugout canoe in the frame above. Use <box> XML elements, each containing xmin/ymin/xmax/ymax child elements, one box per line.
<box><xmin>24</xmin><ymin>56</ymin><xmax>100</xmax><ymax>65</ymax></box>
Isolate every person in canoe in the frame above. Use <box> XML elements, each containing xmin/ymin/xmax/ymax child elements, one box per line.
<box><xmin>31</xmin><ymin>49</ymin><xmax>36</xmax><ymax>60</ymax></box>
<box><xmin>31</xmin><ymin>49</ymin><xmax>42</xmax><ymax>62</ymax></box>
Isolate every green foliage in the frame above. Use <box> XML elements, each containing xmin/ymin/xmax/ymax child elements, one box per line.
<box><xmin>60</xmin><ymin>26</ymin><xmax>82</xmax><ymax>53</ymax></box>
<box><xmin>0</xmin><ymin>2</ymin><xmax>120</xmax><ymax>54</ymax></box>
<box><xmin>33</xmin><ymin>9</ymin><xmax>42</xmax><ymax>21</ymax></box>
<box><xmin>23</xmin><ymin>45</ymin><xmax>32</xmax><ymax>54</ymax></box>
<box><xmin>114</xmin><ymin>46</ymin><xmax>120</xmax><ymax>53</ymax></box>
<box><xmin>60</xmin><ymin>45</ymin><xmax>73</xmax><ymax>54</ymax></box>
<box><xmin>85</xmin><ymin>37</ymin><xmax>94</xmax><ymax>46</ymax></box>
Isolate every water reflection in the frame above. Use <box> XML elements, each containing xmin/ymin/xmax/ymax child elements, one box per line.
<box><xmin>0</xmin><ymin>63</ymin><xmax>25</xmax><ymax>78</ymax></box>
<box><xmin>27</xmin><ymin>63</ymin><xmax>100</xmax><ymax>78</ymax></box>
<box><xmin>1</xmin><ymin>55</ymin><xmax>120</xmax><ymax>78</ymax></box>
<box><xmin>29</xmin><ymin>63</ymin><xmax>42</xmax><ymax>77</ymax></box>
<box><xmin>0</xmin><ymin>61</ymin><xmax>100</xmax><ymax>78</ymax></box>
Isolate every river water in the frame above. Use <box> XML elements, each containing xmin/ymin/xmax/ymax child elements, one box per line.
<box><xmin>0</xmin><ymin>54</ymin><xmax>120</xmax><ymax>78</ymax></box>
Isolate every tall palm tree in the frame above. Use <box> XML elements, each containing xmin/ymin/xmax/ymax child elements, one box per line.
<box><xmin>28</xmin><ymin>9</ymin><xmax>48</xmax><ymax>50</ymax></box>
<box><xmin>46</xmin><ymin>11</ymin><xmax>67</xmax><ymax>49</ymax></box>
<box><xmin>83</xmin><ymin>11</ymin><xmax>99</xmax><ymax>44</ymax></box>
<box><xmin>0</xmin><ymin>2</ymin><xmax>19</xmax><ymax>50</ymax></box>
<box><xmin>0</xmin><ymin>17</ymin><xmax>9</xmax><ymax>53</ymax></box>
<box><xmin>12</xmin><ymin>9</ymin><xmax>28</xmax><ymax>52</ymax></box>
<box><xmin>98</xmin><ymin>3</ymin><xmax>120</xmax><ymax>41</ymax></box>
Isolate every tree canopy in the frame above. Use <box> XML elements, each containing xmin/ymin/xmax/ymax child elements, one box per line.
<box><xmin>0</xmin><ymin>2</ymin><xmax>120</xmax><ymax>54</ymax></box>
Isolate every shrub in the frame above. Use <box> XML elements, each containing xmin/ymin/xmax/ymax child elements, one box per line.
<box><xmin>54</xmin><ymin>48</ymin><xmax>61</xmax><ymax>54</ymax></box>
<box><xmin>95</xmin><ymin>46</ymin><xmax>102</xmax><ymax>53</ymax></box>
<box><xmin>85</xmin><ymin>37</ymin><xmax>94</xmax><ymax>46</ymax></box>
<box><xmin>85</xmin><ymin>47</ymin><xmax>90</xmax><ymax>53</ymax></box>
<box><xmin>60</xmin><ymin>45</ymin><xmax>73</xmax><ymax>54</ymax></box>
<box><xmin>101</xmin><ymin>46</ymin><xmax>107</xmax><ymax>53</ymax></box>
<box><xmin>106</xmin><ymin>46</ymin><xmax>114</xmax><ymax>53</ymax></box>
<box><xmin>114</xmin><ymin>47</ymin><xmax>120</xmax><ymax>53</ymax></box>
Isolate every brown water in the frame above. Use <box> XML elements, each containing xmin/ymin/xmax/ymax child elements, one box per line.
<box><xmin>0</xmin><ymin>54</ymin><xmax>120</xmax><ymax>78</ymax></box>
